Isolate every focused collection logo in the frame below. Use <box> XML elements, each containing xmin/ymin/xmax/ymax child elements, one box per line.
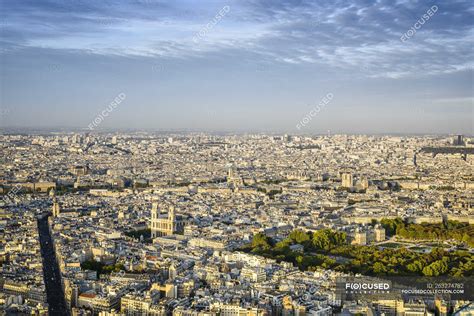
<box><xmin>336</xmin><ymin>277</ymin><xmax>393</xmax><ymax>300</ymax></box>
<box><xmin>345</xmin><ymin>282</ymin><xmax>391</xmax><ymax>293</ymax></box>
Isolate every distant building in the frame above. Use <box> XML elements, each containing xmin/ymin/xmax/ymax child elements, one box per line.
<box><xmin>151</xmin><ymin>203</ymin><xmax>185</xmax><ymax>238</ymax></box>
<box><xmin>210</xmin><ymin>302</ymin><xmax>267</xmax><ymax>316</ymax></box>
<box><xmin>52</xmin><ymin>198</ymin><xmax>60</xmax><ymax>217</ymax></box>
<box><xmin>69</xmin><ymin>165</ymin><xmax>89</xmax><ymax>176</ymax></box>
<box><xmin>341</xmin><ymin>173</ymin><xmax>353</xmax><ymax>188</ymax></box>
<box><xmin>403</xmin><ymin>300</ymin><xmax>428</xmax><ymax>316</ymax></box>
<box><xmin>120</xmin><ymin>291</ymin><xmax>165</xmax><ymax>316</ymax></box>
<box><xmin>435</xmin><ymin>297</ymin><xmax>449</xmax><ymax>316</ymax></box>
<box><xmin>227</xmin><ymin>165</ymin><xmax>243</xmax><ymax>187</ymax></box>
<box><xmin>76</xmin><ymin>292</ymin><xmax>120</xmax><ymax>314</ymax></box>
<box><xmin>360</xmin><ymin>176</ymin><xmax>369</xmax><ymax>190</ymax></box>
<box><xmin>375</xmin><ymin>299</ymin><xmax>404</xmax><ymax>315</ymax></box>
<box><xmin>453</xmin><ymin>135</ymin><xmax>464</xmax><ymax>146</ymax></box>
<box><xmin>374</xmin><ymin>224</ymin><xmax>385</xmax><ymax>242</ymax></box>
<box><xmin>352</xmin><ymin>225</ymin><xmax>385</xmax><ymax>244</ymax></box>
<box><xmin>351</xmin><ymin>228</ymin><xmax>367</xmax><ymax>245</ymax></box>
<box><xmin>454</xmin><ymin>303</ymin><xmax>474</xmax><ymax>316</ymax></box>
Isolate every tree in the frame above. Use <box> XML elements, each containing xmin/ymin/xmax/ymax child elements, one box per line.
<box><xmin>251</xmin><ymin>233</ymin><xmax>272</xmax><ymax>250</ymax></box>
<box><xmin>407</xmin><ymin>260</ymin><xmax>424</xmax><ymax>273</ymax></box>
<box><xmin>422</xmin><ymin>260</ymin><xmax>448</xmax><ymax>276</ymax></box>
<box><xmin>312</xmin><ymin>229</ymin><xmax>346</xmax><ymax>250</ymax></box>
<box><xmin>275</xmin><ymin>239</ymin><xmax>291</xmax><ymax>250</ymax></box>
<box><xmin>381</xmin><ymin>218</ymin><xmax>404</xmax><ymax>236</ymax></box>
<box><xmin>373</xmin><ymin>262</ymin><xmax>387</xmax><ymax>274</ymax></box>
<box><xmin>289</xmin><ymin>230</ymin><xmax>310</xmax><ymax>244</ymax></box>
<box><xmin>312</xmin><ymin>230</ymin><xmax>331</xmax><ymax>250</ymax></box>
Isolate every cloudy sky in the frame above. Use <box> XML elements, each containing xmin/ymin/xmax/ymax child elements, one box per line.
<box><xmin>0</xmin><ymin>0</ymin><xmax>473</xmax><ymax>134</ymax></box>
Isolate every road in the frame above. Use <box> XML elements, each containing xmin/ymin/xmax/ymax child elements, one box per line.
<box><xmin>37</xmin><ymin>215</ymin><xmax>70</xmax><ymax>316</ymax></box>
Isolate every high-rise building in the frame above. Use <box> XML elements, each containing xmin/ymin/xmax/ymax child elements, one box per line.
<box><xmin>453</xmin><ymin>135</ymin><xmax>464</xmax><ymax>146</ymax></box>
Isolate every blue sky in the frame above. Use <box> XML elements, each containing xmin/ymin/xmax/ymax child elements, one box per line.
<box><xmin>0</xmin><ymin>0</ymin><xmax>473</xmax><ymax>134</ymax></box>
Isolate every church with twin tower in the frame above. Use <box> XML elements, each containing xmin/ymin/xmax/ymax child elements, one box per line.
<box><xmin>150</xmin><ymin>202</ymin><xmax>185</xmax><ymax>238</ymax></box>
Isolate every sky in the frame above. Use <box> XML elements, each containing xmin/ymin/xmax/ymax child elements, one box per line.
<box><xmin>0</xmin><ymin>0</ymin><xmax>473</xmax><ymax>134</ymax></box>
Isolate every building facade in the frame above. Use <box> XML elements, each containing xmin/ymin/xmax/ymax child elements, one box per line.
<box><xmin>151</xmin><ymin>203</ymin><xmax>185</xmax><ymax>238</ymax></box>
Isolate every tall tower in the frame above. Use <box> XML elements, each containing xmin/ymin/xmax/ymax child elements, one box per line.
<box><xmin>374</xmin><ymin>224</ymin><xmax>385</xmax><ymax>242</ymax></box>
<box><xmin>152</xmin><ymin>202</ymin><xmax>158</xmax><ymax>214</ymax></box>
<box><xmin>151</xmin><ymin>202</ymin><xmax>158</xmax><ymax>224</ymax></box>
<box><xmin>151</xmin><ymin>203</ymin><xmax>184</xmax><ymax>238</ymax></box>
<box><xmin>52</xmin><ymin>198</ymin><xmax>60</xmax><ymax>217</ymax></box>
<box><xmin>151</xmin><ymin>202</ymin><xmax>159</xmax><ymax>238</ymax></box>
<box><xmin>361</xmin><ymin>176</ymin><xmax>369</xmax><ymax>190</ymax></box>
<box><xmin>168</xmin><ymin>205</ymin><xmax>175</xmax><ymax>222</ymax></box>
<box><xmin>341</xmin><ymin>173</ymin><xmax>353</xmax><ymax>188</ymax></box>
<box><xmin>227</xmin><ymin>166</ymin><xmax>235</xmax><ymax>180</ymax></box>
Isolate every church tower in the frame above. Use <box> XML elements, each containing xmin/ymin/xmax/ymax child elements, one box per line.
<box><xmin>151</xmin><ymin>202</ymin><xmax>158</xmax><ymax>218</ymax></box>
<box><xmin>228</xmin><ymin>166</ymin><xmax>235</xmax><ymax>180</ymax></box>
<box><xmin>151</xmin><ymin>203</ymin><xmax>184</xmax><ymax>238</ymax></box>
<box><xmin>168</xmin><ymin>205</ymin><xmax>175</xmax><ymax>222</ymax></box>
<box><xmin>52</xmin><ymin>197</ymin><xmax>60</xmax><ymax>217</ymax></box>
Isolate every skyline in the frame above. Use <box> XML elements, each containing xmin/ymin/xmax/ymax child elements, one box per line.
<box><xmin>1</xmin><ymin>0</ymin><xmax>473</xmax><ymax>133</ymax></box>
<box><xmin>1</xmin><ymin>132</ymin><xmax>473</xmax><ymax>315</ymax></box>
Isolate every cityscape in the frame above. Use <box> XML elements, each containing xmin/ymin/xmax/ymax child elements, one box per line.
<box><xmin>0</xmin><ymin>132</ymin><xmax>473</xmax><ymax>315</ymax></box>
<box><xmin>1</xmin><ymin>0</ymin><xmax>473</xmax><ymax>315</ymax></box>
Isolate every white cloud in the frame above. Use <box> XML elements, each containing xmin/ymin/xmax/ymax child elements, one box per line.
<box><xmin>3</xmin><ymin>0</ymin><xmax>473</xmax><ymax>79</ymax></box>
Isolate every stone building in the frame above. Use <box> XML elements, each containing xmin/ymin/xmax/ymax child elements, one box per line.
<box><xmin>151</xmin><ymin>203</ymin><xmax>185</xmax><ymax>238</ymax></box>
